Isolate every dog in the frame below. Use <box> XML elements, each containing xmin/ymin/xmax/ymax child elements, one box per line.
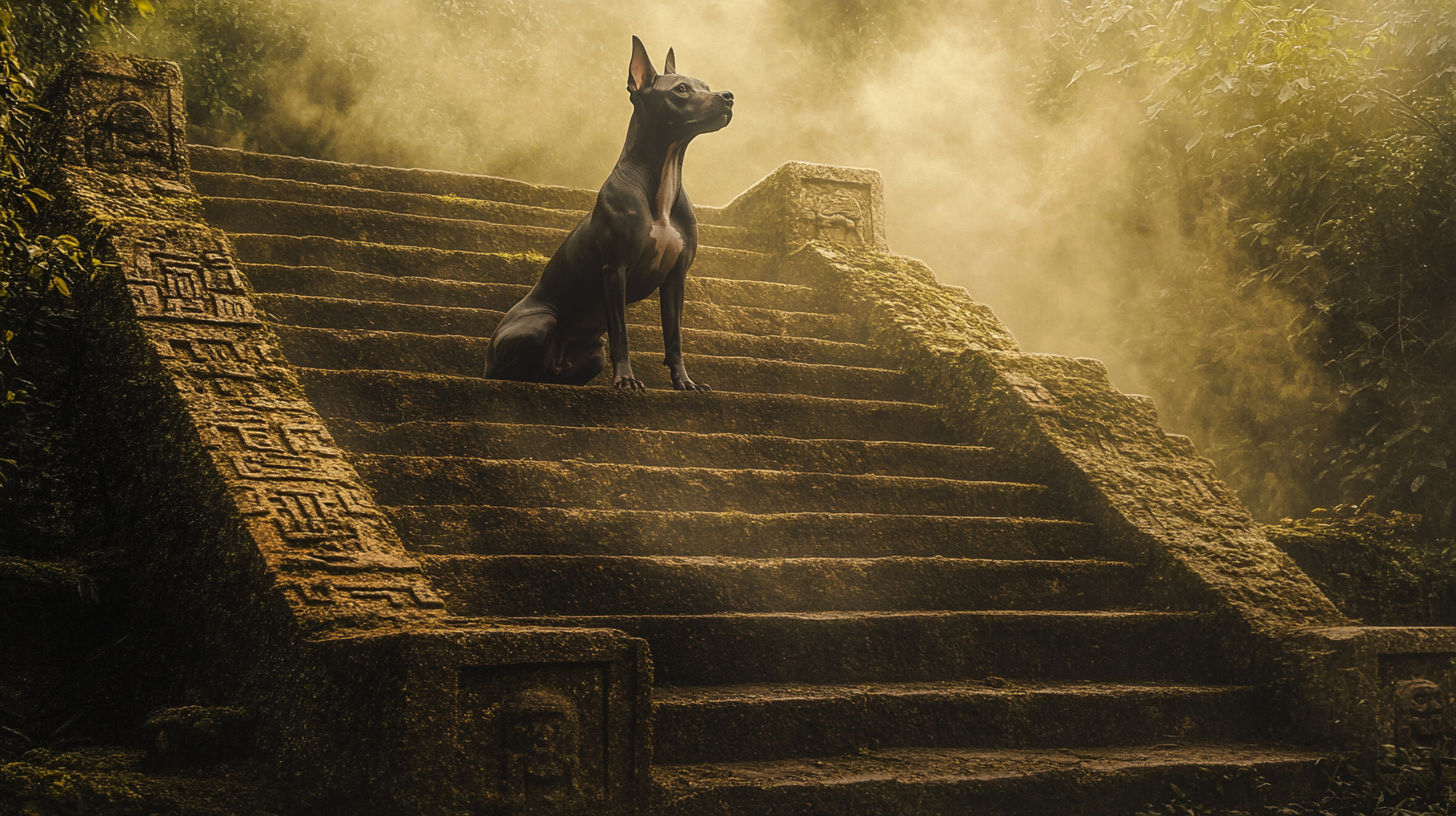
<box><xmin>484</xmin><ymin>36</ymin><xmax>734</xmax><ymax>391</ymax></box>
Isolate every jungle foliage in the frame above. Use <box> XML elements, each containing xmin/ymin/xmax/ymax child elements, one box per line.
<box><xmin>1038</xmin><ymin>0</ymin><xmax>1456</xmax><ymax>532</ymax></box>
<box><xmin>0</xmin><ymin>0</ymin><xmax>147</xmax><ymax>485</ymax></box>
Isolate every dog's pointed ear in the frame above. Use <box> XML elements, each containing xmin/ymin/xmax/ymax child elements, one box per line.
<box><xmin>627</xmin><ymin>36</ymin><xmax>657</xmax><ymax>93</ymax></box>
<box><xmin>664</xmin><ymin>48</ymin><xmax>676</xmax><ymax>75</ymax></box>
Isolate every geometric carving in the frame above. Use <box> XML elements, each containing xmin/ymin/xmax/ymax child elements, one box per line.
<box><xmin>211</xmin><ymin>418</ymin><xmax>347</xmax><ymax>482</ymax></box>
<box><xmin>803</xmin><ymin>179</ymin><xmax>869</xmax><ymax>246</ymax></box>
<box><xmin>460</xmin><ymin>665</ymin><xmax>607</xmax><ymax>815</ymax></box>
<box><xmin>234</xmin><ymin>481</ymin><xmax>389</xmax><ymax>561</ymax></box>
<box><xmin>1395</xmin><ymin>677</ymin><xmax>1451</xmax><ymax>754</ymax></box>
<box><xmin>282</xmin><ymin>578</ymin><xmax>445</xmax><ymax>609</ymax></box>
<box><xmin>122</xmin><ymin>232</ymin><xmax>259</xmax><ymax>325</ymax></box>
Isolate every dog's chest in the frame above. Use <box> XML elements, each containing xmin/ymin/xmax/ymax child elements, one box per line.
<box><xmin>646</xmin><ymin>215</ymin><xmax>684</xmax><ymax>276</ymax></box>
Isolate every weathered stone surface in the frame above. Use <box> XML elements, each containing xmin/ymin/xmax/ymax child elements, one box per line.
<box><xmin>653</xmin><ymin>681</ymin><xmax>1267</xmax><ymax>763</ymax></box>
<box><xmin>784</xmin><ymin>243</ymin><xmax>1345</xmax><ymax>635</ymax></box>
<box><xmin>720</xmin><ymin>162</ymin><xmax>888</xmax><ymax>252</ymax></box>
<box><xmin>653</xmin><ymin>744</ymin><xmax>1327</xmax><ymax>816</ymax></box>
<box><xmin>142</xmin><ymin>706</ymin><xmax>251</xmax><ymax>770</ymax></box>
<box><xmin>1285</xmin><ymin>626</ymin><xmax>1456</xmax><ymax>753</ymax></box>
<box><xmin>40</xmin><ymin>51</ymin><xmax>651</xmax><ymax>815</ymax></box>
<box><xmin>40</xmin><ymin>46</ymin><xmax>1438</xmax><ymax>816</ymax></box>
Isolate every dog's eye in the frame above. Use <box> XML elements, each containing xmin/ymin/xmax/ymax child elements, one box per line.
<box><xmin>675</xmin><ymin>84</ymin><xmax>690</xmax><ymax>93</ymax></box>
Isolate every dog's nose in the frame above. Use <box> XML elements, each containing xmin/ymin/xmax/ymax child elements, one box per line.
<box><xmin>719</xmin><ymin>91</ymin><xmax>734</xmax><ymax>106</ymax></box>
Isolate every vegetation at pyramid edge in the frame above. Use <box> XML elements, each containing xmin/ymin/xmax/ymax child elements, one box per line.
<box><xmin>1037</xmin><ymin>0</ymin><xmax>1456</xmax><ymax>534</ymax></box>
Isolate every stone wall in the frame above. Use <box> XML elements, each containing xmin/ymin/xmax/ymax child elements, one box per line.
<box><xmin>41</xmin><ymin>49</ymin><xmax>649</xmax><ymax>816</ymax></box>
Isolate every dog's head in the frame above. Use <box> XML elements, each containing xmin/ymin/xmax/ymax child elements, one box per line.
<box><xmin>626</xmin><ymin>36</ymin><xmax>733</xmax><ymax>139</ymax></box>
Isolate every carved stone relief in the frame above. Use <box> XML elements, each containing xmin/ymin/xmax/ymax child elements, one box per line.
<box><xmin>501</xmin><ymin>690</ymin><xmax>586</xmax><ymax>813</ymax></box>
<box><xmin>119</xmin><ymin>231</ymin><xmax>259</xmax><ymax>325</ymax></box>
<box><xmin>1395</xmin><ymin>678</ymin><xmax>1450</xmax><ymax>753</ymax></box>
<box><xmin>77</xmin><ymin>72</ymin><xmax>181</xmax><ymax>178</ymax></box>
<box><xmin>459</xmin><ymin>664</ymin><xmax>607</xmax><ymax>815</ymax></box>
<box><xmin>802</xmin><ymin>180</ymin><xmax>871</xmax><ymax>246</ymax></box>
<box><xmin>279</xmin><ymin>577</ymin><xmax>444</xmax><ymax>610</ymax></box>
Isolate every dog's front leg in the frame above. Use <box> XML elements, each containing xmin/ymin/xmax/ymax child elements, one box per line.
<box><xmin>660</xmin><ymin>273</ymin><xmax>709</xmax><ymax>391</ymax></box>
<box><xmin>603</xmin><ymin>262</ymin><xmax>644</xmax><ymax>390</ymax></box>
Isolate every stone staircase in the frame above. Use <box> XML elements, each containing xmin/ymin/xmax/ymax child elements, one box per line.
<box><xmin>186</xmin><ymin>145</ymin><xmax>1323</xmax><ymax>814</ymax></box>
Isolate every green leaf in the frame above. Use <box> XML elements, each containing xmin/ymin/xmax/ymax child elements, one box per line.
<box><xmin>1412</xmin><ymin>475</ymin><xmax>1427</xmax><ymax>493</ymax></box>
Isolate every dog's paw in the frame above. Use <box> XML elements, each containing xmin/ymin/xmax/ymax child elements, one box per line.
<box><xmin>613</xmin><ymin>375</ymin><xmax>646</xmax><ymax>391</ymax></box>
<box><xmin>672</xmin><ymin>378</ymin><xmax>711</xmax><ymax>392</ymax></box>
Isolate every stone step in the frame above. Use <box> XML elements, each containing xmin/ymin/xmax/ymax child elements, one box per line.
<box><xmin>193</xmin><ymin>144</ymin><xmax>592</xmax><ymax>213</ymax></box>
<box><xmin>297</xmin><ymin>370</ymin><xmax>954</xmax><ymax>442</ymax></box>
<box><xmin>424</xmin><ymin>556</ymin><xmax>1139</xmax><ymax>617</ymax></box>
<box><xmin>653</xmin><ymin>681</ymin><xmax>1268</xmax><ymax>764</ymax></box>
<box><xmin>195</xmin><ymin>172</ymin><xmax>756</xmax><ymax>249</ymax></box>
<box><xmin>329</xmin><ymin>420</ymin><xmax>1004</xmax><ymax>480</ymax></box>
<box><xmin>204</xmin><ymin>196</ymin><xmax>570</xmax><ymax>255</ymax></box>
<box><xmin>355</xmin><ymin>456</ymin><xmax>1051</xmax><ymax>517</ymax></box>
<box><xmin>273</xmin><ymin>328</ymin><xmax>903</xmax><ymax>400</ymax></box>
<box><xmin>387</xmin><ymin>507</ymin><xmax>1098</xmax><ymax>559</ymax></box>
<box><xmin>495</xmin><ymin>611</ymin><xmax>1226</xmax><ymax>686</ymax></box>
<box><xmin>206</xmin><ymin>197</ymin><xmax>757</xmax><ymax>261</ymax></box>
<box><xmin>240</xmin><ymin>264</ymin><xmax>823</xmax><ymax>314</ymax></box>
<box><xmin>230</xmin><ymin>234</ymin><xmax>775</xmax><ymax>284</ymax></box>
<box><xmin>259</xmin><ymin>293</ymin><xmax>857</xmax><ymax>344</ymax></box>
<box><xmin>652</xmin><ymin>744</ymin><xmax>1325</xmax><ymax>816</ymax></box>
<box><xmin>266</xmin><ymin>301</ymin><xmax>870</xmax><ymax>368</ymax></box>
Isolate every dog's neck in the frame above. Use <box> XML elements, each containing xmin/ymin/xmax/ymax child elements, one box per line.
<box><xmin>615</xmin><ymin>116</ymin><xmax>689</xmax><ymax>220</ymax></box>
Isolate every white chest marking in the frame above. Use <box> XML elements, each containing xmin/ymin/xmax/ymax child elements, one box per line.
<box><xmin>650</xmin><ymin>219</ymin><xmax>684</xmax><ymax>274</ymax></box>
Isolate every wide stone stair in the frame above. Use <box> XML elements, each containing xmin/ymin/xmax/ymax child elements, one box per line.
<box><xmin>190</xmin><ymin>146</ymin><xmax>1322</xmax><ymax>814</ymax></box>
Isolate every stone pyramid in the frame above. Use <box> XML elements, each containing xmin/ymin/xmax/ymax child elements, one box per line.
<box><xmin>38</xmin><ymin>50</ymin><xmax>1456</xmax><ymax>816</ymax></box>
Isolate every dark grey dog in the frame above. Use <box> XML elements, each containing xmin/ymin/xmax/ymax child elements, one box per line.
<box><xmin>484</xmin><ymin>36</ymin><xmax>734</xmax><ymax>391</ymax></box>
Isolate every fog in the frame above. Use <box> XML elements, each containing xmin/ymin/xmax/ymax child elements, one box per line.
<box><xmin>128</xmin><ymin>0</ymin><xmax>1340</xmax><ymax>518</ymax></box>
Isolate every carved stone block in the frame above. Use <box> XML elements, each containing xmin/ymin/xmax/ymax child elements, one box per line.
<box><xmin>721</xmin><ymin>161</ymin><xmax>887</xmax><ymax>252</ymax></box>
<box><xmin>459</xmin><ymin>664</ymin><xmax>609</xmax><ymax>815</ymax></box>
<box><xmin>48</xmin><ymin>51</ymin><xmax>188</xmax><ymax>181</ymax></box>
<box><xmin>1381</xmin><ymin>653</ymin><xmax>1456</xmax><ymax>755</ymax></box>
<box><xmin>279</xmin><ymin>576</ymin><xmax>445</xmax><ymax>610</ymax></box>
<box><xmin>115</xmin><ymin>228</ymin><xmax>260</xmax><ymax>326</ymax></box>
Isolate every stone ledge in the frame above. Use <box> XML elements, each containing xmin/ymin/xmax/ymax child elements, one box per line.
<box><xmin>1285</xmin><ymin>626</ymin><xmax>1456</xmax><ymax>752</ymax></box>
<box><xmin>783</xmin><ymin>242</ymin><xmax>1345</xmax><ymax>641</ymax></box>
<box><xmin>720</xmin><ymin>161</ymin><xmax>888</xmax><ymax>253</ymax></box>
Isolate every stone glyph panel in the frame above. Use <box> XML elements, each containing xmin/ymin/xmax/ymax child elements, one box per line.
<box><xmin>117</xmin><ymin>229</ymin><xmax>258</xmax><ymax>325</ymax></box>
<box><xmin>46</xmin><ymin>51</ymin><xmax>189</xmax><ymax>182</ymax></box>
<box><xmin>459</xmin><ymin>663</ymin><xmax>610</xmax><ymax>815</ymax></box>
<box><xmin>722</xmin><ymin>162</ymin><xmax>888</xmax><ymax>252</ymax></box>
<box><xmin>54</xmin><ymin>53</ymin><xmax>442</xmax><ymax>622</ymax></box>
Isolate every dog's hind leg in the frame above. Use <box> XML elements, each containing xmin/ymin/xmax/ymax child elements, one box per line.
<box><xmin>549</xmin><ymin>333</ymin><xmax>605</xmax><ymax>386</ymax></box>
<box><xmin>484</xmin><ymin>310</ymin><xmax>559</xmax><ymax>382</ymax></box>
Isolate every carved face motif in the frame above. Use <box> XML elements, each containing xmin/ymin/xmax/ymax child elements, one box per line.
<box><xmin>88</xmin><ymin>91</ymin><xmax>171</xmax><ymax>174</ymax></box>
<box><xmin>500</xmin><ymin>690</ymin><xmax>584</xmax><ymax>810</ymax></box>
<box><xmin>1396</xmin><ymin>678</ymin><xmax>1450</xmax><ymax>752</ymax></box>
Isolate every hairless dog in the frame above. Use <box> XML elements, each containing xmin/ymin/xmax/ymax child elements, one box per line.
<box><xmin>484</xmin><ymin>36</ymin><xmax>734</xmax><ymax>391</ymax></box>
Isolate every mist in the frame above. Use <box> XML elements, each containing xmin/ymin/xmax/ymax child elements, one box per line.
<box><xmin>124</xmin><ymin>0</ymin><xmax>1361</xmax><ymax>520</ymax></box>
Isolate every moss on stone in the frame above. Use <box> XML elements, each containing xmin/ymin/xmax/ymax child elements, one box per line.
<box><xmin>0</xmin><ymin>747</ymin><xmax>276</xmax><ymax>815</ymax></box>
<box><xmin>1266</xmin><ymin>512</ymin><xmax>1455</xmax><ymax>625</ymax></box>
